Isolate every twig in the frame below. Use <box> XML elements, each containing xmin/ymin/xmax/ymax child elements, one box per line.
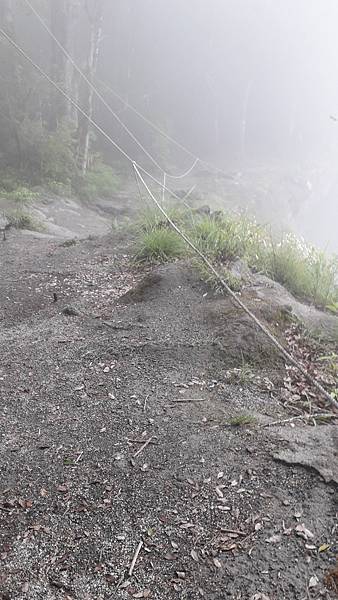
<box><xmin>128</xmin><ymin>540</ymin><xmax>143</xmax><ymax>577</ymax></box>
<box><xmin>220</xmin><ymin>528</ymin><xmax>247</xmax><ymax>536</ymax></box>
<box><xmin>262</xmin><ymin>413</ymin><xmax>336</xmax><ymax>428</ymax></box>
<box><xmin>143</xmin><ymin>394</ymin><xmax>149</xmax><ymax>412</ymax></box>
<box><xmin>75</xmin><ymin>451</ymin><xmax>83</xmax><ymax>463</ymax></box>
<box><xmin>133</xmin><ymin>437</ymin><xmax>152</xmax><ymax>458</ymax></box>
<box><xmin>127</xmin><ymin>438</ymin><xmax>157</xmax><ymax>445</ymax></box>
<box><xmin>171</xmin><ymin>398</ymin><xmax>207</xmax><ymax>403</ymax></box>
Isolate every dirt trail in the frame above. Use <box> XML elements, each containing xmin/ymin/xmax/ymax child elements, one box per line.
<box><xmin>0</xmin><ymin>229</ymin><xmax>337</xmax><ymax>600</ymax></box>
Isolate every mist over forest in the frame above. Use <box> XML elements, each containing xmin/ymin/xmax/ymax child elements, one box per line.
<box><xmin>1</xmin><ymin>0</ymin><xmax>338</xmax><ymax>249</ymax></box>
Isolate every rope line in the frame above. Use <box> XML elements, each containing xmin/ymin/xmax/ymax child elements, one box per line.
<box><xmin>96</xmin><ymin>76</ymin><xmax>234</xmax><ymax>180</ymax></box>
<box><xmin>1</xmin><ymin>25</ymin><xmax>336</xmax><ymax>411</ymax></box>
<box><xmin>22</xmin><ymin>0</ymin><xmax>199</xmax><ymax>180</ymax></box>
<box><xmin>133</xmin><ymin>164</ymin><xmax>338</xmax><ymax>412</ymax></box>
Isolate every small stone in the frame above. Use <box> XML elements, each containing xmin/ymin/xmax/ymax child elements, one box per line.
<box><xmin>62</xmin><ymin>305</ymin><xmax>80</xmax><ymax>316</ymax></box>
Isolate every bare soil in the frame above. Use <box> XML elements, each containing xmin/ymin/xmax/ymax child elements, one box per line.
<box><xmin>0</xmin><ymin>228</ymin><xmax>337</xmax><ymax>600</ymax></box>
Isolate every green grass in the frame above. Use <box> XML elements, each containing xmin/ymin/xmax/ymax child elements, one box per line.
<box><xmin>6</xmin><ymin>209</ymin><xmax>44</xmax><ymax>232</ymax></box>
<box><xmin>133</xmin><ymin>206</ymin><xmax>338</xmax><ymax>308</ymax></box>
<box><xmin>134</xmin><ymin>228</ymin><xmax>185</xmax><ymax>263</ymax></box>
<box><xmin>0</xmin><ymin>183</ymin><xmax>39</xmax><ymax>205</ymax></box>
<box><xmin>228</xmin><ymin>413</ymin><xmax>257</xmax><ymax>427</ymax></box>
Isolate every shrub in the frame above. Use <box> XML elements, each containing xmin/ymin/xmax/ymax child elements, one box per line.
<box><xmin>73</xmin><ymin>162</ymin><xmax>120</xmax><ymax>201</ymax></box>
<box><xmin>41</xmin><ymin>126</ymin><xmax>75</xmax><ymax>184</ymax></box>
<box><xmin>6</xmin><ymin>186</ymin><xmax>39</xmax><ymax>204</ymax></box>
<box><xmin>7</xmin><ymin>209</ymin><xmax>44</xmax><ymax>231</ymax></box>
<box><xmin>134</xmin><ymin>228</ymin><xmax>185</xmax><ymax>263</ymax></box>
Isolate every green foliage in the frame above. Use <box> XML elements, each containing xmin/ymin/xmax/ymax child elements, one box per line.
<box><xmin>134</xmin><ymin>206</ymin><xmax>338</xmax><ymax>308</ymax></box>
<box><xmin>134</xmin><ymin>228</ymin><xmax>185</xmax><ymax>263</ymax></box>
<box><xmin>41</xmin><ymin>126</ymin><xmax>75</xmax><ymax>184</ymax></box>
<box><xmin>4</xmin><ymin>186</ymin><xmax>39</xmax><ymax>204</ymax></box>
<box><xmin>196</xmin><ymin>261</ymin><xmax>243</xmax><ymax>293</ymax></box>
<box><xmin>73</xmin><ymin>162</ymin><xmax>120</xmax><ymax>201</ymax></box>
<box><xmin>6</xmin><ymin>209</ymin><xmax>44</xmax><ymax>232</ymax></box>
<box><xmin>228</xmin><ymin>413</ymin><xmax>257</xmax><ymax>427</ymax></box>
<box><xmin>266</xmin><ymin>235</ymin><xmax>338</xmax><ymax>306</ymax></box>
<box><xmin>136</xmin><ymin>205</ymin><xmax>191</xmax><ymax>234</ymax></box>
<box><xmin>327</xmin><ymin>301</ymin><xmax>338</xmax><ymax>315</ymax></box>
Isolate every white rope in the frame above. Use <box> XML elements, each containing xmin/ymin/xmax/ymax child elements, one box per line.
<box><xmin>97</xmin><ymin>76</ymin><xmax>233</xmax><ymax>180</ymax></box>
<box><xmin>133</xmin><ymin>164</ymin><xmax>338</xmax><ymax>412</ymax></box>
<box><xmin>22</xmin><ymin>0</ymin><xmax>198</xmax><ymax>180</ymax></box>
<box><xmin>2</xmin><ymin>25</ymin><xmax>336</xmax><ymax>411</ymax></box>
<box><xmin>166</xmin><ymin>158</ymin><xmax>199</xmax><ymax>180</ymax></box>
<box><xmin>162</xmin><ymin>172</ymin><xmax>166</xmax><ymax>205</ymax></box>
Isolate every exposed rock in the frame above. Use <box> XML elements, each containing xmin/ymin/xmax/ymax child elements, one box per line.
<box><xmin>272</xmin><ymin>424</ymin><xmax>338</xmax><ymax>484</ymax></box>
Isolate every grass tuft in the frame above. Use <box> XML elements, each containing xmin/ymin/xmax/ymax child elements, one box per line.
<box><xmin>134</xmin><ymin>228</ymin><xmax>185</xmax><ymax>263</ymax></box>
<box><xmin>228</xmin><ymin>413</ymin><xmax>257</xmax><ymax>427</ymax></box>
<box><xmin>6</xmin><ymin>209</ymin><xmax>44</xmax><ymax>232</ymax></box>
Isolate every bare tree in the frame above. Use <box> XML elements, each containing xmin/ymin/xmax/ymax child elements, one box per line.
<box><xmin>76</xmin><ymin>0</ymin><xmax>103</xmax><ymax>174</ymax></box>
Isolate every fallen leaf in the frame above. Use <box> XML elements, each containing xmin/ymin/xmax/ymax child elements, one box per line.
<box><xmin>57</xmin><ymin>485</ymin><xmax>68</xmax><ymax>493</ymax></box>
<box><xmin>250</xmin><ymin>595</ymin><xmax>270</xmax><ymax>600</ymax></box>
<box><xmin>295</xmin><ymin>524</ymin><xmax>314</xmax><ymax>540</ymax></box>
<box><xmin>265</xmin><ymin>534</ymin><xmax>281</xmax><ymax>544</ymax></box>
<box><xmin>318</xmin><ymin>543</ymin><xmax>330</xmax><ymax>553</ymax></box>
<box><xmin>164</xmin><ymin>553</ymin><xmax>177</xmax><ymax>561</ymax></box>
<box><xmin>308</xmin><ymin>575</ymin><xmax>319</xmax><ymax>588</ymax></box>
<box><xmin>213</xmin><ymin>558</ymin><xmax>222</xmax><ymax>568</ymax></box>
<box><xmin>190</xmin><ymin>549</ymin><xmax>199</xmax><ymax>562</ymax></box>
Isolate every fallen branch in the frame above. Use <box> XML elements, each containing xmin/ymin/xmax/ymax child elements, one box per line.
<box><xmin>128</xmin><ymin>540</ymin><xmax>143</xmax><ymax>577</ymax></box>
<box><xmin>133</xmin><ymin>437</ymin><xmax>153</xmax><ymax>458</ymax></box>
<box><xmin>262</xmin><ymin>413</ymin><xmax>336</xmax><ymax>428</ymax></box>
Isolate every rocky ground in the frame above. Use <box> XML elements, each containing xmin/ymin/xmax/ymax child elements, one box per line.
<box><xmin>0</xmin><ymin>213</ymin><xmax>337</xmax><ymax>600</ymax></box>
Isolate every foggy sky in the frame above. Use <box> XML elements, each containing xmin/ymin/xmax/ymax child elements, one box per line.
<box><xmin>98</xmin><ymin>0</ymin><xmax>338</xmax><ymax>165</ymax></box>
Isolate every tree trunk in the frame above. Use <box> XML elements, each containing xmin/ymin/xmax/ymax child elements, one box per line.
<box><xmin>76</xmin><ymin>0</ymin><xmax>103</xmax><ymax>175</ymax></box>
<box><xmin>49</xmin><ymin>0</ymin><xmax>70</xmax><ymax>131</ymax></box>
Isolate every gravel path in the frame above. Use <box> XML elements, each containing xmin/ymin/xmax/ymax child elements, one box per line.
<box><xmin>0</xmin><ymin>231</ymin><xmax>337</xmax><ymax>600</ymax></box>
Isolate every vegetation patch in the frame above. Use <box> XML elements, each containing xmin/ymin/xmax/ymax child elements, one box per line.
<box><xmin>6</xmin><ymin>209</ymin><xmax>44</xmax><ymax>232</ymax></box>
<box><xmin>134</xmin><ymin>228</ymin><xmax>185</xmax><ymax>263</ymax></box>
<box><xmin>133</xmin><ymin>206</ymin><xmax>338</xmax><ymax>308</ymax></box>
<box><xmin>228</xmin><ymin>413</ymin><xmax>257</xmax><ymax>427</ymax></box>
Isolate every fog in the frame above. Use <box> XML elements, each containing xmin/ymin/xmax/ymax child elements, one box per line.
<box><xmin>1</xmin><ymin>0</ymin><xmax>338</xmax><ymax>251</ymax></box>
